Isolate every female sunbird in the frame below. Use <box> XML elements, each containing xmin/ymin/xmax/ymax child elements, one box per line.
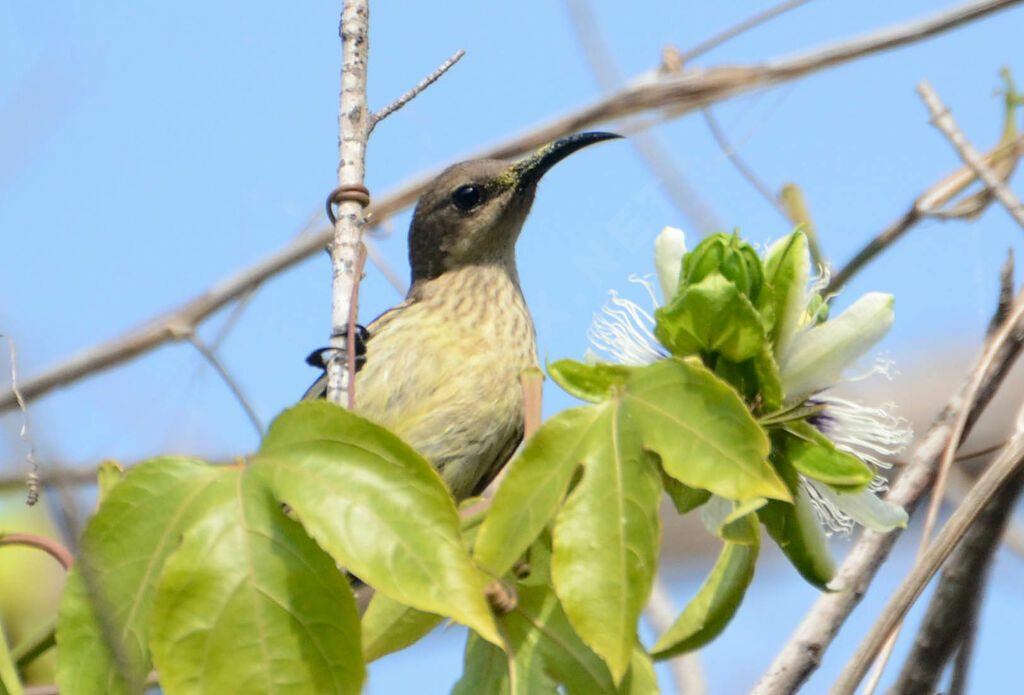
<box><xmin>306</xmin><ymin>132</ymin><xmax>621</xmax><ymax>499</ymax></box>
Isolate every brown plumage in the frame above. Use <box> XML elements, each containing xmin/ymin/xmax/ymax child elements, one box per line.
<box><xmin>306</xmin><ymin>132</ymin><xmax>620</xmax><ymax>500</ymax></box>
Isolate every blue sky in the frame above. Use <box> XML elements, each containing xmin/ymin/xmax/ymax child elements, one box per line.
<box><xmin>2</xmin><ymin>1</ymin><xmax>1023</xmax><ymax>692</ymax></box>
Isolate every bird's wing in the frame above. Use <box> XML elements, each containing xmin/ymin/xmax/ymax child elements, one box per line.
<box><xmin>300</xmin><ymin>298</ymin><xmax>417</xmax><ymax>401</ymax></box>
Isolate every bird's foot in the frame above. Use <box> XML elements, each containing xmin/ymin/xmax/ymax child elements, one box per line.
<box><xmin>306</xmin><ymin>324</ymin><xmax>369</xmax><ymax>373</ymax></box>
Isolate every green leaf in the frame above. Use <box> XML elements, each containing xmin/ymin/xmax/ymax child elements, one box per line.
<box><xmin>551</xmin><ymin>402</ymin><xmax>662</xmax><ymax>684</ymax></box>
<box><xmin>659</xmin><ymin>465</ymin><xmax>711</xmax><ymax>515</ymax></box>
<box><xmin>621</xmin><ymin>648</ymin><xmax>658</xmax><ymax>695</ymax></box>
<box><xmin>655</xmin><ymin>274</ymin><xmax>766</xmax><ymax>362</ymax></box>
<box><xmin>548</xmin><ymin>359</ymin><xmax>634</xmax><ymax>403</ymax></box>
<box><xmin>452</xmin><ymin>631</ymin><xmax>513</xmax><ymax>695</ymax></box>
<box><xmin>0</xmin><ymin>620</ymin><xmax>24</xmax><ymax>695</ymax></box>
<box><xmin>763</xmin><ymin>231</ymin><xmax>810</xmax><ymax>361</ymax></box>
<box><xmin>475</xmin><ymin>406</ymin><xmax>607</xmax><ymax>577</ymax></box>
<box><xmin>95</xmin><ymin>460</ymin><xmax>124</xmax><ymax>508</ymax></box>
<box><xmin>56</xmin><ymin>458</ymin><xmax>232</xmax><ymax>695</ymax></box>
<box><xmin>361</xmin><ymin>593</ymin><xmax>443</xmax><ymax>663</ymax></box>
<box><xmin>700</xmin><ymin>496</ymin><xmax>767</xmax><ymax>545</ymax></box>
<box><xmin>150</xmin><ymin>469</ymin><xmax>363</xmax><ymax>694</ymax></box>
<box><xmin>505</xmin><ymin>584</ymin><xmax>616</xmax><ymax>695</ymax></box>
<box><xmin>753</xmin><ymin>345</ymin><xmax>783</xmax><ymax>412</ymax></box>
<box><xmin>623</xmin><ymin>357</ymin><xmax>789</xmax><ymax>502</ymax></box>
<box><xmin>363</xmin><ymin>498</ymin><xmax>488</xmax><ymax>663</ymax></box>
<box><xmin>249</xmin><ymin>401</ymin><xmax>499</xmax><ymax>645</ymax></box>
<box><xmin>757</xmin><ymin>454</ymin><xmax>835</xmax><ymax>589</ymax></box>
<box><xmin>457</xmin><ymin>531</ymin><xmax>648</xmax><ymax>695</ymax></box>
<box><xmin>783</xmin><ymin>422</ymin><xmax>874</xmax><ymax>489</ymax></box>
<box><xmin>651</xmin><ymin>527</ymin><xmax>758</xmax><ymax>659</ymax></box>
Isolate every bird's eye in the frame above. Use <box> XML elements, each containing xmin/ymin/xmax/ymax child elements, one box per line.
<box><xmin>451</xmin><ymin>184</ymin><xmax>483</xmax><ymax>211</ymax></box>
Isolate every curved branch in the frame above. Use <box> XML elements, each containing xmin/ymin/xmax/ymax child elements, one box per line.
<box><xmin>0</xmin><ymin>532</ymin><xmax>73</xmax><ymax>570</ymax></box>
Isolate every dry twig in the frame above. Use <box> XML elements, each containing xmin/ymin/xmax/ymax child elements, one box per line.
<box><xmin>833</xmin><ymin>404</ymin><xmax>1024</xmax><ymax>694</ymax></box>
<box><xmin>186</xmin><ymin>335</ymin><xmax>264</xmax><ymax>437</ymax></box>
<box><xmin>918</xmin><ymin>80</ymin><xmax>1024</xmax><ymax>230</ymax></box>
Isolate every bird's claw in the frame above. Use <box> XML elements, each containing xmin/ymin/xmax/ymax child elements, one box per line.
<box><xmin>306</xmin><ymin>324</ymin><xmax>369</xmax><ymax>373</ymax></box>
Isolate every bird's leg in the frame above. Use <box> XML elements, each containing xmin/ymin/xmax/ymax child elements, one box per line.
<box><xmin>305</xmin><ymin>324</ymin><xmax>369</xmax><ymax>373</ymax></box>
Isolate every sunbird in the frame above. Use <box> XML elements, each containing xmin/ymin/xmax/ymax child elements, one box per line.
<box><xmin>306</xmin><ymin>131</ymin><xmax>621</xmax><ymax>500</ymax></box>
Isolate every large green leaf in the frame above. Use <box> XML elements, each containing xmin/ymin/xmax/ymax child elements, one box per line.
<box><xmin>651</xmin><ymin>521</ymin><xmax>759</xmax><ymax>659</ymax></box>
<box><xmin>655</xmin><ymin>274</ymin><xmax>766</xmax><ymax>362</ymax></box>
<box><xmin>361</xmin><ymin>593</ymin><xmax>443</xmax><ymax>664</ymax></box>
<box><xmin>0</xmin><ymin>620</ymin><xmax>24</xmax><ymax>695</ymax></box>
<box><xmin>150</xmin><ymin>469</ymin><xmax>363</xmax><ymax>694</ymax></box>
<box><xmin>248</xmin><ymin>401</ymin><xmax>498</xmax><ymax>644</ymax></box>
<box><xmin>56</xmin><ymin>458</ymin><xmax>231</xmax><ymax>695</ymax></box>
<box><xmin>551</xmin><ymin>402</ymin><xmax>662</xmax><ymax>684</ymax></box>
<box><xmin>623</xmin><ymin>357</ymin><xmax>789</xmax><ymax>502</ymax></box>
<box><xmin>475</xmin><ymin>406</ymin><xmax>606</xmax><ymax>577</ymax></box>
<box><xmin>757</xmin><ymin>454</ymin><xmax>835</xmax><ymax>589</ymax></box>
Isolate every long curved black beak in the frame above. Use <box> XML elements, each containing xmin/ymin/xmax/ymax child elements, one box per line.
<box><xmin>511</xmin><ymin>131</ymin><xmax>622</xmax><ymax>190</ymax></box>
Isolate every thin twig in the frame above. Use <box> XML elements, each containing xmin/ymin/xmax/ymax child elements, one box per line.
<box><xmin>0</xmin><ymin>532</ymin><xmax>73</xmax><ymax>569</ymax></box>
<box><xmin>701</xmin><ymin>107</ymin><xmax>790</xmax><ymax>220</ymax></box>
<box><xmin>186</xmin><ymin>335</ymin><xmax>264</xmax><ymax>437</ymax></box>
<box><xmin>824</xmin><ymin>209</ymin><xmax>921</xmax><ymax>295</ymax></box>
<box><xmin>918</xmin><ymin>79</ymin><xmax>1024</xmax><ymax>230</ymax></box>
<box><xmin>346</xmin><ymin>242</ymin><xmax>367</xmax><ymax>410</ymax></box>
<box><xmin>832</xmin><ymin>406</ymin><xmax>1024</xmax><ymax>694</ymax></box>
<box><xmin>2</xmin><ymin>0</ymin><xmax>1019</xmax><ymax>413</ymax></box>
<box><xmin>1</xmin><ymin>335</ymin><xmax>39</xmax><ymax>504</ymax></box>
<box><xmin>368</xmin><ymin>49</ymin><xmax>465</xmax><ymax>134</ymax></box>
<box><xmin>364</xmin><ymin>235</ymin><xmax>407</xmax><ymax>295</ymax></box>
<box><xmin>678</xmin><ymin>0</ymin><xmax>815</xmax><ymax>64</ymax></box>
<box><xmin>751</xmin><ymin>277</ymin><xmax>1024</xmax><ymax>695</ymax></box>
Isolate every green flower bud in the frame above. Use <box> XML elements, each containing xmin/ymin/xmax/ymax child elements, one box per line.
<box><xmin>683</xmin><ymin>232</ymin><xmax>764</xmax><ymax>302</ymax></box>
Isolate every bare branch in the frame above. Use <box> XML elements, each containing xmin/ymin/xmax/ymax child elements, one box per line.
<box><xmin>325</xmin><ymin>1</ymin><xmax>372</xmax><ymax>406</ymax></box>
<box><xmin>833</xmin><ymin>406</ymin><xmax>1024</xmax><ymax>694</ymax></box>
<box><xmin>369</xmin><ymin>49</ymin><xmax>465</xmax><ymax>134</ymax></box>
<box><xmin>918</xmin><ymin>79</ymin><xmax>1024</xmax><ymax>230</ymax></box>
<box><xmin>751</xmin><ymin>279</ymin><xmax>1024</xmax><ymax>695</ymax></box>
<box><xmin>890</xmin><ymin>461</ymin><xmax>1024</xmax><ymax>694</ymax></box>
<box><xmin>186</xmin><ymin>335</ymin><xmax>264</xmax><ymax>437</ymax></box>
<box><xmin>2</xmin><ymin>0</ymin><xmax>1019</xmax><ymax>413</ymax></box>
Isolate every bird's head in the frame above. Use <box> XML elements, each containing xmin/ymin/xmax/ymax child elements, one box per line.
<box><xmin>407</xmin><ymin>131</ymin><xmax>621</xmax><ymax>283</ymax></box>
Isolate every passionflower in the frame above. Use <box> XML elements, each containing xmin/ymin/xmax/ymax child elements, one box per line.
<box><xmin>588</xmin><ymin>226</ymin><xmax>910</xmax><ymax>535</ymax></box>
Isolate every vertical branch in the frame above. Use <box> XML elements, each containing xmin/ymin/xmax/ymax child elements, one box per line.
<box><xmin>327</xmin><ymin>0</ymin><xmax>372</xmax><ymax>405</ymax></box>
